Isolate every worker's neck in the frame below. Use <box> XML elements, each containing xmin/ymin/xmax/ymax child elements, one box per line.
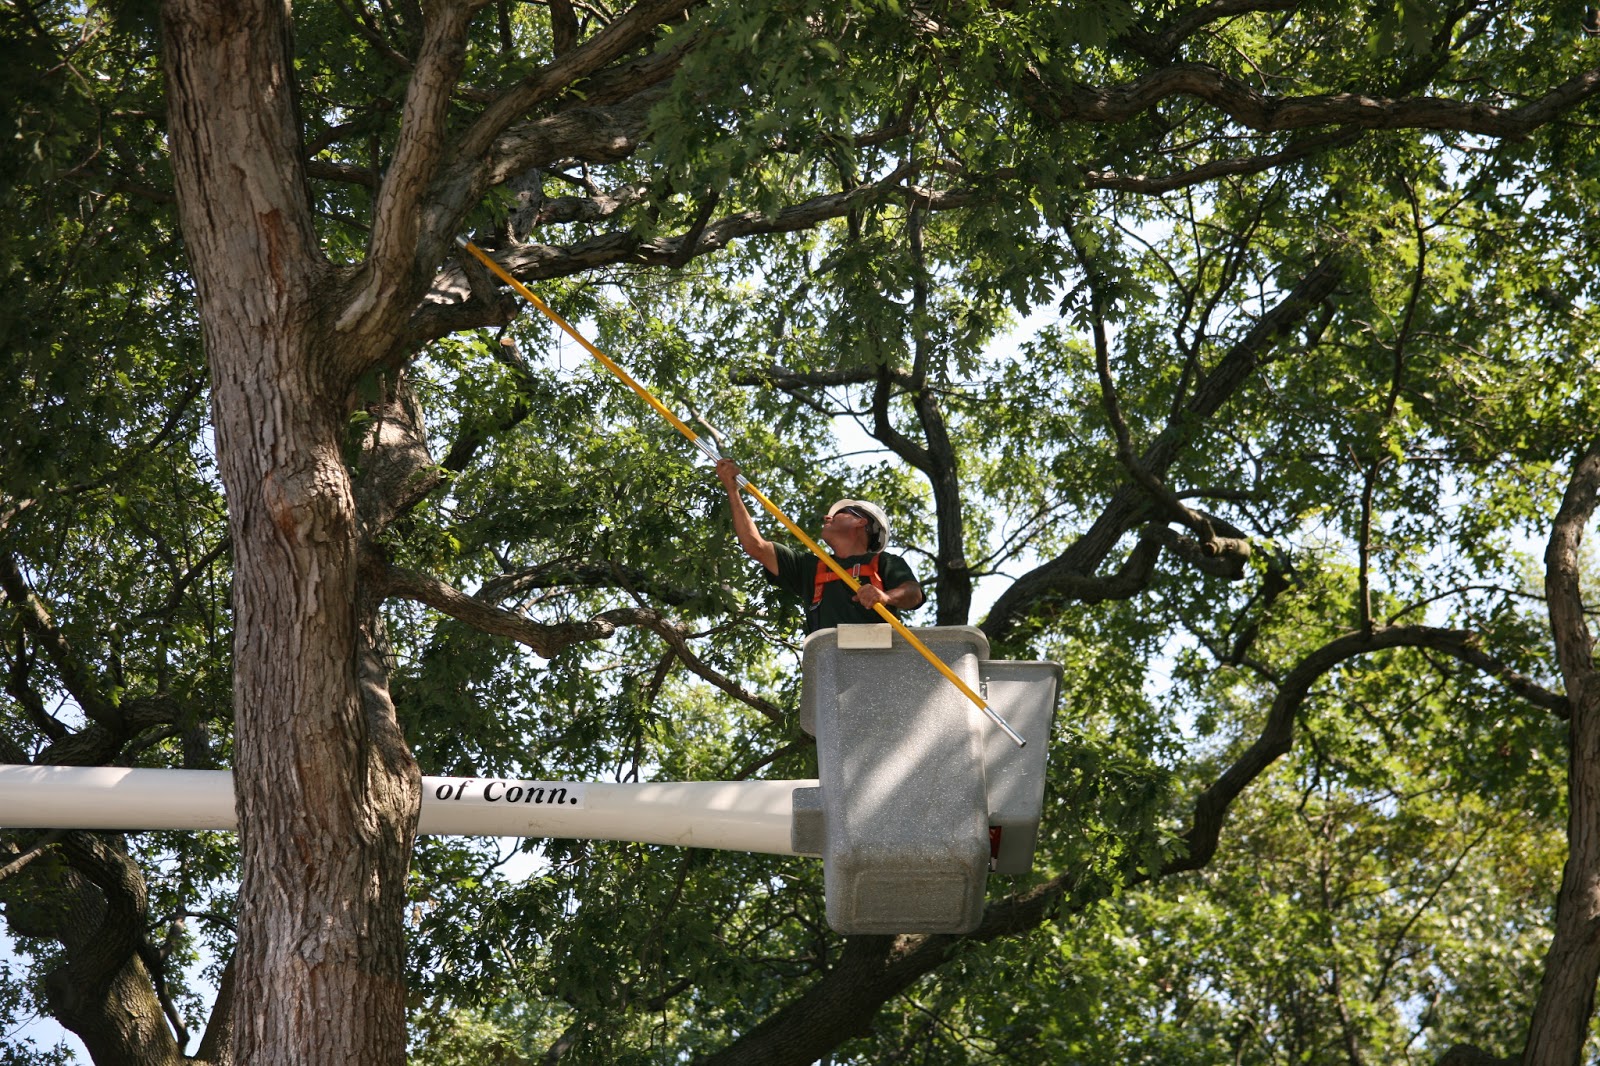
<box><xmin>824</xmin><ymin>531</ymin><xmax>870</xmax><ymax>557</ymax></box>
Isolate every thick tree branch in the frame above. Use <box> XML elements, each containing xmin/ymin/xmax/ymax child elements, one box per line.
<box><xmin>374</xmin><ymin>0</ymin><xmax>473</xmax><ymax>249</ymax></box>
<box><xmin>1173</xmin><ymin>625</ymin><xmax>1518</xmax><ymax>872</ymax></box>
<box><xmin>1522</xmin><ymin>436</ymin><xmax>1600</xmax><ymax>1066</ymax></box>
<box><xmin>985</xmin><ymin>255</ymin><xmax>1345</xmax><ymax>649</ymax></box>
<box><xmin>371</xmin><ymin>557</ymin><xmax>615</xmax><ymax>655</ymax></box>
<box><xmin>4</xmin><ymin>830</ymin><xmax>183</xmax><ymax>1064</ymax></box>
<box><xmin>1143</xmin><ymin>521</ymin><xmax>1251</xmax><ymax>581</ymax></box>
<box><xmin>339</xmin><ymin>0</ymin><xmax>481</xmax><ymax>368</ymax></box>
<box><xmin>417</xmin><ymin>3</ymin><xmax>694</xmax><ymax>255</ymax></box>
<box><xmin>1025</xmin><ymin>61</ymin><xmax>1600</xmax><ymax>137</ymax></box>
<box><xmin>353</xmin><ymin>372</ymin><xmax>449</xmax><ymax>537</ymax></box>
<box><xmin>1544</xmin><ymin>438</ymin><xmax>1600</xmax><ymax>701</ymax></box>
<box><xmin>371</xmin><ymin>560</ymin><xmax>784</xmax><ymax>722</ymax></box>
<box><xmin>416</xmin><ymin>160</ymin><xmax>919</xmax><ymax>343</ymax></box>
<box><xmin>459</xmin><ymin>0</ymin><xmax>700</xmax><ymax>161</ymax></box>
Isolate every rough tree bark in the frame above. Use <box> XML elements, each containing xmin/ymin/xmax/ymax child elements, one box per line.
<box><xmin>3</xmin><ymin>835</ymin><xmax>189</xmax><ymax>1065</ymax></box>
<box><xmin>1522</xmin><ymin>437</ymin><xmax>1600</xmax><ymax>1065</ymax></box>
<box><xmin>159</xmin><ymin>0</ymin><xmax>421</xmax><ymax>1061</ymax></box>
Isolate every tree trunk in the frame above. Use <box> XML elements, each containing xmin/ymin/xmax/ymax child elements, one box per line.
<box><xmin>1522</xmin><ymin>438</ymin><xmax>1600</xmax><ymax>1065</ymax></box>
<box><xmin>160</xmin><ymin>1</ymin><xmax>420</xmax><ymax>1062</ymax></box>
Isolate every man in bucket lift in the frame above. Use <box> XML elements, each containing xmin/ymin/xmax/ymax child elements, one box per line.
<box><xmin>715</xmin><ymin>458</ymin><xmax>925</xmax><ymax>635</ymax></box>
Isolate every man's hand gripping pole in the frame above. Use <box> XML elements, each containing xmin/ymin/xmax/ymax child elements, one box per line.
<box><xmin>454</xmin><ymin>237</ymin><xmax>1025</xmax><ymax>748</ymax></box>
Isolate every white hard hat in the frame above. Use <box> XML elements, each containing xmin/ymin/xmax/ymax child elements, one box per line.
<box><xmin>827</xmin><ymin>499</ymin><xmax>890</xmax><ymax>551</ymax></box>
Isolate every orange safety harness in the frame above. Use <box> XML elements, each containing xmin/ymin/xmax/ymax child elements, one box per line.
<box><xmin>812</xmin><ymin>554</ymin><xmax>883</xmax><ymax>606</ymax></box>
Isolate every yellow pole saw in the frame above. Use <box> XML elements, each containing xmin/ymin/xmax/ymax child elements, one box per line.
<box><xmin>455</xmin><ymin>237</ymin><xmax>1024</xmax><ymax>748</ymax></box>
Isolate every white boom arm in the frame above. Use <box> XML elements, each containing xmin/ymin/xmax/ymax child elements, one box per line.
<box><xmin>0</xmin><ymin>764</ymin><xmax>810</xmax><ymax>856</ymax></box>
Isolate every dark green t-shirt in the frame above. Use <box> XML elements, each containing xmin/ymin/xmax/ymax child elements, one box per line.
<box><xmin>763</xmin><ymin>543</ymin><xmax>921</xmax><ymax>634</ymax></box>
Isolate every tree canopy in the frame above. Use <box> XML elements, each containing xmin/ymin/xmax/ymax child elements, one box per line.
<box><xmin>2</xmin><ymin>0</ymin><xmax>1599</xmax><ymax>1063</ymax></box>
